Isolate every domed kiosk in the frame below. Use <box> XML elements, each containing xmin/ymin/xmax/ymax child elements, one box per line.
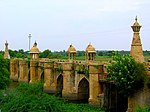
<box><xmin>67</xmin><ymin>44</ymin><xmax>76</xmax><ymax>61</ymax></box>
<box><xmin>29</xmin><ymin>41</ymin><xmax>40</xmax><ymax>59</ymax></box>
<box><xmin>85</xmin><ymin>43</ymin><xmax>96</xmax><ymax>62</ymax></box>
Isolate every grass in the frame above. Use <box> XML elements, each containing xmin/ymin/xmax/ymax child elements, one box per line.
<box><xmin>63</xmin><ymin>103</ymin><xmax>105</xmax><ymax>112</ymax></box>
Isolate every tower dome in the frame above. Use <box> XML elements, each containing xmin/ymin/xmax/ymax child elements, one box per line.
<box><xmin>85</xmin><ymin>43</ymin><xmax>96</xmax><ymax>62</ymax></box>
<box><xmin>86</xmin><ymin>44</ymin><xmax>96</xmax><ymax>53</ymax></box>
<box><xmin>29</xmin><ymin>41</ymin><xmax>40</xmax><ymax>59</ymax></box>
<box><xmin>68</xmin><ymin>44</ymin><xmax>76</xmax><ymax>53</ymax></box>
<box><xmin>29</xmin><ymin>41</ymin><xmax>39</xmax><ymax>54</ymax></box>
<box><xmin>67</xmin><ymin>44</ymin><xmax>76</xmax><ymax>61</ymax></box>
<box><xmin>131</xmin><ymin>16</ymin><xmax>142</xmax><ymax>32</ymax></box>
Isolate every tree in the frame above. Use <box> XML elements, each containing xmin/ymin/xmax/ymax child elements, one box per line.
<box><xmin>40</xmin><ymin>49</ymin><xmax>52</xmax><ymax>58</ymax></box>
<box><xmin>106</xmin><ymin>52</ymin><xmax>146</xmax><ymax>95</ymax></box>
<box><xmin>0</xmin><ymin>54</ymin><xmax>10</xmax><ymax>89</ymax></box>
<box><xmin>9</xmin><ymin>49</ymin><xmax>27</xmax><ymax>58</ymax></box>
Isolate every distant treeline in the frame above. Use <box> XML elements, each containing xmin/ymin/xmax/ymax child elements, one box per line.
<box><xmin>0</xmin><ymin>49</ymin><xmax>150</xmax><ymax>59</ymax></box>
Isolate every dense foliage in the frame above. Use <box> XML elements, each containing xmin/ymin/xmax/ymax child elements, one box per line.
<box><xmin>106</xmin><ymin>52</ymin><xmax>146</xmax><ymax>95</ymax></box>
<box><xmin>136</xmin><ymin>106</ymin><xmax>150</xmax><ymax>112</ymax></box>
<box><xmin>0</xmin><ymin>54</ymin><xmax>10</xmax><ymax>89</ymax></box>
<box><xmin>0</xmin><ymin>82</ymin><xmax>104</xmax><ymax>112</ymax></box>
<box><xmin>39</xmin><ymin>49</ymin><xmax>64</xmax><ymax>59</ymax></box>
<box><xmin>9</xmin><ymin>49</ymin><xmax>28</xmax><ymax>58</ymax></box>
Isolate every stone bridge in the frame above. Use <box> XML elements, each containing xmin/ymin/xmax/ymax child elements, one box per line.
<box><xmin>10</xmin><ymin>58</ymin><xmax>108</xmax><ymax>106</ymax></box>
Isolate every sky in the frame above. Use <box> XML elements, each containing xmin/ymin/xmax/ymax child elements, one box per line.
<box><xmin>0</xmin><ymin>0</ymin><xmax>150</xmax><ymax>51</ymax></box>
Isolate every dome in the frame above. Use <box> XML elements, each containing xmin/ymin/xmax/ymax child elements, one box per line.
<box><xmin>132</xmin><ymin>16</ymin><xmax>141</xmax><ymax>26</ymax></box>
<box><xmin>68</xmin><ymin>44</ymin><xmax>76</xmax><ymax>53</ymax></box>
<box><xmin>86</xmin><ymin>44</ymin><xmax>96</xmax><ymax>53</ymax></box>
<box><xmin>131</xmin><ymin>16</ymin><xmax>142</xmax><ymax>32</ymax></box>
<box><xmin>29</xmin><ymin>42</ymin><xmax>39</xmax><ymax>54</ymax></box>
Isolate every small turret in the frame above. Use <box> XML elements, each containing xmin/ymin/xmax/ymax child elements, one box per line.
<box><xmin>4</xmin><ymin>41</ymin><xmax>10</xmax><ymax>59</ymax></box>
<box><xmin>29</xmin><ymin>41</ymin><xmax>40</xmax><ymax>59</ymax></box>
<box><xmin>67</xmin><ymin>44</ymin><xmax>76</xmax><ymax>61</ymax></box>
<box><xmin>85</xmin><ymin>43</ymin><xmax>96</xmax><ymax>62</ymax></box>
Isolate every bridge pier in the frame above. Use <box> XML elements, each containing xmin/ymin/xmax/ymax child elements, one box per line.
<box><xmin>43</xmin><ymin>62</ymin><xmax>57</xmax><ymax>93</ymax></box>
<box><xmin>62</xmin><ymin>63</ymin><xmax>78</xmax><ymax>100</ymax></box>
<box><xmin>29</xmin><ymin>60</ymin><xmax>39</xmax><ymax>83</ymax></box>
<box><xmin>18</xmin><ymin>59</ymin><xmax>29</xmax><ymax>82</ymax></box>
<box><xmin>10</xmin><ymin>59</ymin><xmax>19</xmax><ymax>81</ymax></box>
<box><xmin>89</xmin><ymin>64</ymin><xmax>103</xmax><ymax>106</ymax></box>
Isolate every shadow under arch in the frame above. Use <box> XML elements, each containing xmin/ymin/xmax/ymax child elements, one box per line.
<box><xmin>78</xmin><ymin>77</ymin><xmax>89</xmax><ymax>103</ymax></box>
<box><xmin>40</xmin><ymin>71</ymin><xmax>44</xmax><ymax>83</ymax></box>
<box><xmin>56</xmin><ymin>74</ymin><xmax>63</xmax><ymax>96</ymax></box>
<box><xmin>28</xmin><ymin>70</ymin><xmax>30</xmax><ymax>83</ymax></box>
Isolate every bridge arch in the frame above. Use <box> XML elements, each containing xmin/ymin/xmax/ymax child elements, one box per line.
<box><xmin>28</xmin><ymin>70</ymin><xmax>30</xmax><ymax>83</ymax></box>
<box><xmin>56</xmin><ymin>74</ymin><xmax>63</xmax><ymax>96</ymax></box>
<box><xmin>78</xmin><ymin>77</ymin><xmax>89</xmax><ymax>102</ymax></box>
<box><xmin>40</xmin><ymin>71</ymin><xmax>44</xmax><ymax>82</ymax></box>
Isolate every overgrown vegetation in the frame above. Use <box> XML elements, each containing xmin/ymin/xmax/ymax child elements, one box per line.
<box><xmin>0</xmin><ymin>54</ymin><xmax>10</xmax><ymax>89</ymax></box>
<box><xmin>106</xmin><ymin>52</ymin><xmax>146</xmax><ymax>95</ymax></box>
<box><xmin>77</xmin><ymin>65</ymin><xmax>89</xmax><ymax>78</ymax></box>
<box><xmin>0</xmin><ymin>82</ymin><xmax>104</xmax><ymax>112</ymax></box>
<box><xmin>136</xmin><ymin>106</ymin><xmax>150</xmax><ymax>112</ymax></box>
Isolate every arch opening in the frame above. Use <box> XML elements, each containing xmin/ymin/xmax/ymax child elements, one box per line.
<box><xmin>78</xmin><ymin>78</ymin><xmax>89</xmax><ymax>103</ymax></box>
<box><xmin>28</xmin><ymin>70</ymin><xmax>30</xmax><ymax>83</ymax></box>
<box><xmin>40</xmin><ymin>72</ymin><xmax>44</xmax><ymax>83</ymax></box>
<box><xmin>56</xmin><ymin>74</ymin><xmax>63</xmax><ymax>96</ymax></box>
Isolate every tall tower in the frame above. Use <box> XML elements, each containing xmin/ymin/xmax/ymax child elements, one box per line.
<box><xmin>4</xmin><ymin>41</ymin><xmax>10</xmax><ymax>59</ymax></box>
<box><xmin>130</xmin><ymin>17</ymin><xmax>144</xmax><ymax>63</ymax></box>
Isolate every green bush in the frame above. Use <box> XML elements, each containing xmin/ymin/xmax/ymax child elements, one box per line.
<box><xmin>136</xmin><ymin>106</ymin><xmax>150</xmax><ymax>112</ymax></box>
<box><xmin>106</xmin><ymin>52</ymin><xmax>146</xmax><ymax>95</ymax></box>
<box><xmin>0</xmin><ymin>83</ymin><xmax>63</xmax><ymax>112</ymax></box>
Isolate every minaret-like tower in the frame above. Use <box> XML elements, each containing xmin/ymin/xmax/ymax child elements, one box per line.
<box><xmin>4</xmin><ymin>41</ymin><xmax>10</xmax><ymax>59</ymax></box>
<box><xmin>130</xmin><ymin>17</ymin><xmax>144</xmax><ymax>63</ymax></box>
